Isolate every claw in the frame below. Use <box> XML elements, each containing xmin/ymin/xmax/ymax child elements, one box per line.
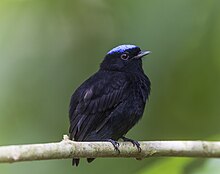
<box><xmin>121</xmin><ymin>136</ymin><xmax>141</xmax><ymax>152</ymax></box>
<box><xmin>106</xmin><ymin>139</ymin><xmax>120</xmax><ymax>154</ymax></box>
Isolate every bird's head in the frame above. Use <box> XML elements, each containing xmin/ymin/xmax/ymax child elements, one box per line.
<box><xmin>100</xmin><ymin>44</ymin><xmax>151</xmax><ymax>72</ymax></box>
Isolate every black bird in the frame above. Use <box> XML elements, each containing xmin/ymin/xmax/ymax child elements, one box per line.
<box><xmin>69</xmin><ymin>44</ymin><xmax>151</xmax><ymax>166</ymax></box>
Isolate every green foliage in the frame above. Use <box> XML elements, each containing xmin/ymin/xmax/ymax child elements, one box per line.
<box><xmin>138</xmin><ymin>158</ymin><xmax>220</xmax><ymax>174</ymax></box>
<box><xmin>138</xmin><ymin>158</ymin><xmax>193</xmax><ymax>174</ymax></box>
<box><xmin>1</xmin><ymin>0</ymin><xmax>220</xmax><ymax>173</ymax></box>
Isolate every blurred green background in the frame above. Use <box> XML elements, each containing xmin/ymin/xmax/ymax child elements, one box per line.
<box><xmin>1</xmin><ymin>0</ymin><xmax>220</xmax><ymax>173</ymax></box>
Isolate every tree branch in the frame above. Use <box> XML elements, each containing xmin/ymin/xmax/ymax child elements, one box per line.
<box><xmin>1</xmin><ymin>135</ymin><xmax>220</xmax><ymax>163</ymax></box>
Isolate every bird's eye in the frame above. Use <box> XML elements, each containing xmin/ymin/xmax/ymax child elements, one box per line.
<box><xmin>120</xmin><ymin>53</ymin><xmax>129</xmax><ymax>60</ymax></box>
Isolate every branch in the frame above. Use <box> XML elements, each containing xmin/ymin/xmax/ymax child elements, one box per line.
<box><xmin>1</xmin><ymin>135</ymin><xmax>220</xmax><ymax>163</ymax></box>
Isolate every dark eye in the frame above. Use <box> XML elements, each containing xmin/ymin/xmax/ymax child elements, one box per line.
<box><xmin>120</xmin><ymin>53</ymin><xmax>129</xmax><ymax>60</ymax></box>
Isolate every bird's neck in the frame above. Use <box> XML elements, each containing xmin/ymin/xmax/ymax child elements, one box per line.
<box><xmin>123</xmin><ymin>59</ymin><xmax>144</xmax><ymax>74</ymax></box>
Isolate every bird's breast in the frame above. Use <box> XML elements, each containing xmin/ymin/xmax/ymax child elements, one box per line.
<box><xmin>130</xmin><ymin>73</ymin><xmax>151</xmax><ymax>103</ymax></box>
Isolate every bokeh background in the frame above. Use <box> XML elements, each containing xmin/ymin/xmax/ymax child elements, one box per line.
<box><xmin>1</xmin><ymin>0</ymin><xmax>220</xmax><ymax>173</ymax></box>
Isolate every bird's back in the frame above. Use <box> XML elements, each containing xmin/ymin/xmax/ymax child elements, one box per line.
<box><xmin>69</xmin><ymin>70</ymin><xmax>130</xmax><ymax>141</ymax></box>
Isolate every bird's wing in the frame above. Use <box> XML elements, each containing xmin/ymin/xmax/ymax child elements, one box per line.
<box><xmin>69</xmin><ymin>73</ymin><xmax>129</xmax><ymax>141</ymax></box>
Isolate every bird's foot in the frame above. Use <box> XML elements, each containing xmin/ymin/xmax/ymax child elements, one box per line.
<box><xmin>121</xmin><ymin>136</ymin><xmax>141</xmax><ymax>152</ymax></box>
<box><xmin>106</xmin><ymin>139</ymin><xmax>120</xmax><ymax>154</ymax></box>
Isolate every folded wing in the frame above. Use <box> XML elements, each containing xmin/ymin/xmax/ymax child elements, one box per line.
<box><xmin>69</xmin><ymin>73</ymin><xmax>129</xmax><ymax>141</ymax></box>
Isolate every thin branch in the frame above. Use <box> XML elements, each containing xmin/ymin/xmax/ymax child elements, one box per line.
<box><xmin>1</xmin><ymin>135</ymin><xmax>220</xmax><ymax>163</ymax></box>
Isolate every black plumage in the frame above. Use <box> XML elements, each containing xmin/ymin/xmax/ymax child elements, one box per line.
<box><xmin>69</xmin><ymin>44</ymin><xmax>151</xmax><ymax>166</ymax></box>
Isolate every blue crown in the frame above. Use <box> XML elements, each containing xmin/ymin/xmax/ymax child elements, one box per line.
<box><xmin>107</xmin><ymin>44</ymin><xmax>138</xmax><ymax>54</ymax></box>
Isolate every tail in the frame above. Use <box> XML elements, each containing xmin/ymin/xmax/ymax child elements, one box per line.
<box><xmin>72</xmin><ymin>158</ymin><xmax>80</xmax><ymax>166</ymax></box>
<box><xmin>72</xmin><ymin>158</ymin><xmax>95</xmax><ymax>166</ymax></box>
<box><xmin>87</xmin><ymin>158</ymin><xmax>95</xmax><ymax>163</ymax></box>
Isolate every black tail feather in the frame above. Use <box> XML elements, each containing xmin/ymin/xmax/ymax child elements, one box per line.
<box><xmin>72</xmin><ymin>158</ymin><xmax>80</xmax><ymax>166</ymax></box>
<box><xmin>87</xmin><ymin>158</ymin><xmax>95</xmax><ymax>163</ymax></box>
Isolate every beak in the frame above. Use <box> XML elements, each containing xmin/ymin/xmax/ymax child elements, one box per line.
<box><xmin>134</xmin><ymin>50</ymin><xmax>151</xmax><ymax>59</ymax></box>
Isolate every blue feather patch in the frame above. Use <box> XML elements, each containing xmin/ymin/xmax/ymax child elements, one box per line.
<box><xmin>107</xmin><ymin>45</ymin><xmax>138</xmax><ymax>54</ymax></box>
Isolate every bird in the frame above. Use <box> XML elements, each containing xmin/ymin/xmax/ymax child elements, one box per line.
<box><xmin>69</xmin><ymin>44</ymin><xmax>151</xmax><ymax>166</ymax></box>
